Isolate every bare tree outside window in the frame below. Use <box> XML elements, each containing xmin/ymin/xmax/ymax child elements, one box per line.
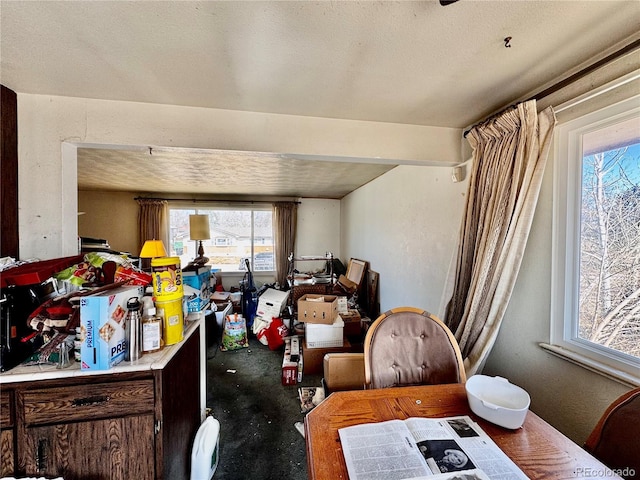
<box><xmin>579</xmin><ymin>142</ymin><xmax>640</xmax><ymax>359</ymax></box>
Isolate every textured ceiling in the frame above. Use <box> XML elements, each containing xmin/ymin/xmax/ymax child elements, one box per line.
<box><xmin>77</xmin><ymin>147</ymin><xmax>396</xmax><ymax>199</ymax></box>
<box><xmin>3</xmin><ymin>0</ymin><xmax>640</xmax><ymax>198</ymax></box>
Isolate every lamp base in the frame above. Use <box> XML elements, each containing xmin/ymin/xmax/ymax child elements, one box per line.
<box><xmin>190</xmin><ymin>256</ymin><xmax>209</xmax><ymax>268</ymax></box>
<box><xmin>189</xmin><ymin>240</ymin><xmax>209</xmax><ymax>267</ymax></box>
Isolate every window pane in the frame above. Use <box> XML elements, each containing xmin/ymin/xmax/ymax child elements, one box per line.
<box><xmin>578</xmin><ymin>119</ymin><xmax>640</xmax><ymax>360</ymax></box>
<box><xmin>169</xmin><ymin>207</ymin><xmax>274</xmax><ymax>272</ymax></box>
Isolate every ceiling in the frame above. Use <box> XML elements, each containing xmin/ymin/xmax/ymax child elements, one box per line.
<box><xmin>2</xmin><ymin>1</ymin><xmax>639</xmax><ymax>198</ymax></box>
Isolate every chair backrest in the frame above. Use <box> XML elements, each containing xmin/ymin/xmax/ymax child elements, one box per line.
<box><xmin>364</xmin><ymin>307</ymin><xmax>466</xmax><ymax>389</ymax></box>
<box><xmin>584</xmin><ymin>387</ymin><xmax>640</xmax><ymax>479</ymax></box>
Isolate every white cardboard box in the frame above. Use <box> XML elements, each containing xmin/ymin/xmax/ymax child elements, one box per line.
<box><xmin>305</xmin><ymin>316</ymin><xmax>344</xmax><ymax>348</ymax></box>
<box><xmin>256</xmin><ymin>288</ymin><xmax>289</xmax><ymax>320</ymax></box>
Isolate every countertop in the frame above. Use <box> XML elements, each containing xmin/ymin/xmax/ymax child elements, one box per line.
<box><xmin>0</xmin><ymin>318</ymin><xmax>201</xmax><ymax>385</ymax></box>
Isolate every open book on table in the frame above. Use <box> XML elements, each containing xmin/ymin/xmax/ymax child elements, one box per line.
<box><xmin>338</xmin><ymin>416</ymin><xmax>529</xmax><ymax>480</ymax></box>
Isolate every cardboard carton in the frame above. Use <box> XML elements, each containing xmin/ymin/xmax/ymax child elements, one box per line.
<box><xmin>256</xmin><ymin>288</ymin><xmax>289</xmax><ymax>321</ymax></box>
<box><xmin>323</xmin><ymin>352</ymin><xmax>365</xmax><ymax>392</ymax></box>
<box><xmin>302</xmin><ymin>338</ymin><xmax>352</xmax><ymax>375</ymax></box>
<box><xmin>183</xmin><ymin>265</ymin><xmax>211</xmax><ymax>313</ymax></box>
<box><xmin>298</xmin><ymin>294</ymin><xmax>338</xmax><ymax>324</ymax></box>
<box><xmin>80</xmin><ymin>285</ymin><xmax>144</xmax><ymax>370</ymax></box>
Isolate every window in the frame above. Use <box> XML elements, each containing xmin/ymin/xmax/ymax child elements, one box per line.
<box><xmin>550</xmin><ymin>96</ymin><xmax>640</xmax><ymax>384</ymax></box>
<box><xmin>169</xmin><ymin>205</ymin><xmax>274</xmax><ymax>273</ymax></box>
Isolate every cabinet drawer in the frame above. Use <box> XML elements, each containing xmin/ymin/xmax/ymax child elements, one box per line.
<box><xmin>21</xmin><ymin>380</ymin><xmax>154</xmax><ymax>426</ymax></box>
<box><xmin>0</xmin><ymin>390</ymin><xmax>13</xmax><ymax>428</ymax></box>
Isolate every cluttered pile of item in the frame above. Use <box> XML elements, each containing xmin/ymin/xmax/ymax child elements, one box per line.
<box><xmin>0</xmin><ymin>250</ymin><xmax>220</xmax><ymax>373</ymax></box>
<box><xmin>0</xmin><ymin>252</ymin><xmax>153</xmax><ymax>372</ymax></box>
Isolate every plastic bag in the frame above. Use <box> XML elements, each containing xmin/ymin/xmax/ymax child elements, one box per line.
<box><xmin>220</xmin><ymin>313</ymin><xmax>248</xmax><ymax>351</ymax></box>
<box><xmin>265</xmin><ymin>317</ymin><xmax>288</xmax><ymax>351</ymax></box>
<box><xmin>252</xmin><ymin>316</ymin><xmax>271</xmax><ymax>346</ymax></box>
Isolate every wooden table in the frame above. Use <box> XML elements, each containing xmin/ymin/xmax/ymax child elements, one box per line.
<box><xmin>305</xmin><ymin>383</ymin><xmax>616</xmax><ymax>480</ymax></box>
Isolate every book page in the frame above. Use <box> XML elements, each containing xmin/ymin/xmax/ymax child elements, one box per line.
<box><xmin>338</xmin><ymin>419</ymin><xmax>432</xmax><ymax>480</ymax></box>
<box><xmin>405</xmin><ymin>417</ymin><xmax>529</xmax><ymax>480</ymax></box>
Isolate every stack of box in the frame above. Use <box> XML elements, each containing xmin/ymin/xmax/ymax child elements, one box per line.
<box><xmin>183</xmin><ymin>265</ymin><xmax>212</xmax><ymax>314</ymax></box>
<box><xmin>298</xmin><ymin>294</ymin><xmax>355</xmax><ymax>375</ymax></box>
<box><xmin>298</xmin><ymin>294</ymin><xmax>342</xmax><ymax>348</ymax></box>
<box><xmin>282</xmin><ymin>336</ymin><xmax>303</xmax><ymax>385</ymax></box>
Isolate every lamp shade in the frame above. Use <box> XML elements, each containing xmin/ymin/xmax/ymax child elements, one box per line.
<box><xmin>140</xmin><ymin>239</ymin><xmax>167</xmax><ymax>258</ymax></box>
<box><xmin>189</xmin><ymin>214</ymin><xmax>211</xmax><ymax>240</ymax></box>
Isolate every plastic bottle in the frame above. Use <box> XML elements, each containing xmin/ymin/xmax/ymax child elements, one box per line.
<box><xmin>124</xmin><ymin>297</ymin><xmax>142</xmax><ymax>361</ymax></box>
<box><xmin>190</xmin><ymin>416</ymin><xmax>220</xmax><ymax>480</ymax></box>
<box><xmin>141</xmin><ymin>296</ymin><xmax>163</xmax><ymax>353</ymax></box>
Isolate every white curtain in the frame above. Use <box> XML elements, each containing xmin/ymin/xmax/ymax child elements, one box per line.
<box><xmin>445</xmin><ymin>100</ymin><xmax>556</xmax><ymax>375</ymax></box>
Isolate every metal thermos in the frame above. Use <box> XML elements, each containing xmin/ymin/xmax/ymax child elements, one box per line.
<box><xmin>124</xmin><ymin>297</ymin><xmax>142</xmax><ymax>361</ymax></box>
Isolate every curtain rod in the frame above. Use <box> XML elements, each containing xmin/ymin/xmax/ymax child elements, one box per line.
<box><xmin>464</xmin><ymin>37</ymin><xmax>640</xmax><ymax>137</ymax></box>
<box><xmin>134</xmin><ymin>196</ymin><xmax>301</xmax><ymax>204</ymax></box>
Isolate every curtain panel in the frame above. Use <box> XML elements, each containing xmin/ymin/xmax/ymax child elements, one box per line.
<box><xmin>273</xmin><ymin>202</ymin><xmax>298</xmax><ymax>287</ymax></box>
<box><xmin>137</xmin><ymin>199</ymin><xmax>169</xmax><ymax>253</ymax></box>
<box><xmin>445</xmin><ymin>100</ymin><xmax>556</xmax><ymax>375</ymax></box>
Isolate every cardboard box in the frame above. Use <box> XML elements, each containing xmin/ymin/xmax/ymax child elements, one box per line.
<box><xmin>257</xmin><ymin>288</ymin><xmax>289</xmax><ymax>320</ymax></box>
<box><xmin>305</xmin><ymin>316</ymin><xmax>344</xmax><ymax>349</ymax></box>
<box><xmin>183</xmin><ymin>265</ymin><xmax>211</xmax><ymax>313</ymax></box>
<box><xmin>302</xmin><ymin>338</ymin><xmax>352</xmax><ymax>375</ymax></box>
<box><xmin>323</xmin><ymin>352</ymin><xmax>365</xmax><ymax>392</ymax></box>
<box><xmin>298</xmin><ymin>294</ymin><xmax>338</xmax><ymax>324</ymax></box>
<box><xmin>339</xmin><ymin>310</ymin><xmax>362</xmax><ymax>337</ymax></box>
<box><xmin>80</xmin><ymin>285</ymin><xmax>144</xmax><ymax>370</ymax></box>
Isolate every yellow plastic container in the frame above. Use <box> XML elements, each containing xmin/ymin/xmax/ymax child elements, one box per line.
<box><xmin>151</xmin><ymin>257</ymin><xmax>183</xmax><ymax>299</ymax></box>
<box><xmin>155</xmin><ymin>296</ymin><xmax>184</xmax><ymax>345</ymax></box>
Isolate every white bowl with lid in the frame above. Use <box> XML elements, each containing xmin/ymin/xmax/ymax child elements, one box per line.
<box><xmin>465</xmin><ymin>375</ymin><xmax>530</xmax><ymax>429</ymax></box>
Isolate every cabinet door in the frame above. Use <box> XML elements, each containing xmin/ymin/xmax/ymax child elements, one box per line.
<box><xmin>21</xmin><ymin>414</ymin><xmax>155</xmax><ymax>480</ymax></box>
<box><xmin>1</xmin><ymin>389</ymin><xmax>15</xmax><ymax>476</ymax></box>
<box><xmin>0</xmin><ymin>430</ymin><xmax>13</xmax><ymax>476</ymax></box>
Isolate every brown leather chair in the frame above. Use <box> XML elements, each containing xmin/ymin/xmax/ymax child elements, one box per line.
<box><xmin>584</xmin><ymin>387</ymin><xmax>640</xmax><ymax>479</ymax></box>
<box><xmin>364</xmin><ymin>307</ymin><xmax>466</xmax><ymax>389</ymax></box>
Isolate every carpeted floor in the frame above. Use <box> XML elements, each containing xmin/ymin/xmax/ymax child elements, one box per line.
<box><xmin>205</xmin><ymin>328</ymin><xmax>323</xmax><ymax>480</ymax></box>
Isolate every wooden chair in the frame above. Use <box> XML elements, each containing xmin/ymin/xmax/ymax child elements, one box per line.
<box><xmin>584</xmin><ymin>387</ymin><xmax>640</xmax><ymax>479</ymax></box>
<box><xmin>364</xmin><ymin>307</ymin><xmax>466</xmax><ymax>389</ymax></box>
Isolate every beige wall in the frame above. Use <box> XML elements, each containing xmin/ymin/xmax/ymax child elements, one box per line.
<box><xmin>78</xmin><ymin>190</ymin><xmax>139</xmax><ymax>254</ymax></box>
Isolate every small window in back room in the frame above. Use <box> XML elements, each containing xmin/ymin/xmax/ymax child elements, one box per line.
<box><xmin>169</xmin><ymin>206</ymin><xmax>274</xmax><ymax>273</ymax></box>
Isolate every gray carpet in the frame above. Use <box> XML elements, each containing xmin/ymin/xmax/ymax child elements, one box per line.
<box><xmin>205</xmin><ymin>330</ymin><xmax>323</xmax><ymax>480</ymax></box>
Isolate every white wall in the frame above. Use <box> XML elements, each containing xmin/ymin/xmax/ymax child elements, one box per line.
<box><xmin>341</xmin><ymin>165</ymin><xmax>468</xmax><ymax>314</ymax></box>
<box><xmin>17</xmin><ymin>94</ymin><xmax>462</xmax><ymax>260</ymax></box>
<box><xmin>296</xmin><ymin>197</ymin><xmax>341</xmax><ymax>258</ymax></box>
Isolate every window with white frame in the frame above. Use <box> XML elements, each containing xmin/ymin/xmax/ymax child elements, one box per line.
<box><xmin>168</xmin><ymin>205</ymin><xmax>274</xmax><ymax>273</ymax></box>
<box><xmin>550</xmin><ymin>95</ymin><xmax>640</xmax><ymax>383</ymax></box>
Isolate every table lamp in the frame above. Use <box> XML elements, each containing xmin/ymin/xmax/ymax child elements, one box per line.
<box><xmin>139</xmin><ymin>239</ymin><xmax>167</xmax><ymax>271</ymax></box>
<box><xmin>189</xmin><ymin>214</ymin><xmax>210</xmax><ymax>266</ymax></box>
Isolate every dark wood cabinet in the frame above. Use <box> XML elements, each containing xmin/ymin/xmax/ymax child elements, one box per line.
<box><xmin>22</xmin><ymin>415</ymin><xmax>156</xmax><ymax>479</ymax></box>
<box><xmin>1</xmin><ymin>84</ymin><xmax>19</xmax><ymax>259</ymax></box>
<box><xmin>0</xmin><ymin>389</ymin><xmax>15</xmax><ymax>476</ymax></box>
<box><xmin>1</xmin><ymin>322</ymin><xmax>202</xmax><ymax>479</ymax></box>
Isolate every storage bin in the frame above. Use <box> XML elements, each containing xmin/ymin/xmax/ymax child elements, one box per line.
<box><xmin>305</xmin><ymin>317</ymin><xmax>344</xmax><ymax>348</ymax></box>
